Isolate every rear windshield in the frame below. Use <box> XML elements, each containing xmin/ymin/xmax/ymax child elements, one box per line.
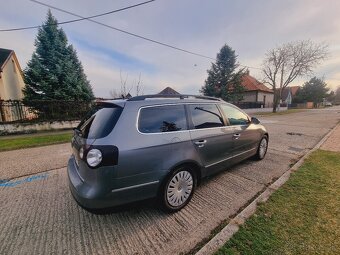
<box><xmin>77</xmin><ymin>103</ymin><xmax>123</xmax><ymax>139</ymax></box>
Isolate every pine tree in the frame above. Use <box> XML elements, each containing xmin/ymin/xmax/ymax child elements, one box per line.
<box><xmin>294</xmin><ymin>77</ymin><xmax>329</xmax><ymax>105</ymax></box>
<box><xmin>23</xmin><ymin>10</ymin><xmax>94</xmax><ymax>102</ymax></box>
<box><xmin>200</xmin><ymin>44</ymin><xmax>244</xmax><ymax>102</ymax></box>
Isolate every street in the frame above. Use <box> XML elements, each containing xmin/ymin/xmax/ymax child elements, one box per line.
<box><xmin>0</xmin><ymin>107</ymin><xmax>339</xmax><ymax>255</ymax></box>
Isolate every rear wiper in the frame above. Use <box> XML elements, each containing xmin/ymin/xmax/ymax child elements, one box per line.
<box><xmin>73</xmin><ymin>127</ymin><xmax>83</xmax><ymax>137</ymax></box>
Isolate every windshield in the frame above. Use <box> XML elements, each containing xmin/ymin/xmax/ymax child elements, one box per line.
<box><xmin>76</xmin><ymin>103</ymin><xmax>123</xmax><ymax>139</ymax></box>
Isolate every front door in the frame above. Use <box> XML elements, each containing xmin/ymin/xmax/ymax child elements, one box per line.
<box><xmin>219</xmin><ymin>104</ymin><xmax>259</xmax><ymax>156</ymax></box>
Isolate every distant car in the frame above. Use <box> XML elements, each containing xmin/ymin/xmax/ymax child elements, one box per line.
<box><xmin>325</xmin><ymin>102</ymin><xmax>332</xmax><ymax>107</ymax></box>
<box><xmin>67</xmin><ymin>95</ymin><xmax>269</xmax><ymax>212</ymax></box>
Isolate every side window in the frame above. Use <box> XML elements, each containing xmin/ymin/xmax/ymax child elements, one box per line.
<box><xmin>138</xmin><ymin>105</ymin><xmax>187</xmax><ymax>133</ymax></box>
<box><xmin>189</xmin><ymin>104</ymin><xmax>224</xmax><ymax>129</ymax></box>
<box><xmin>220</xmin><ymin>104</ymin><xmax>250</xmax><ymax>125</ymax></box>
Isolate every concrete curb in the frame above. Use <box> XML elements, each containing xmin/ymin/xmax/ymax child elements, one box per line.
<box><xmin>195</xmin><ymin>122</ymin><xmax>340</xmax><ymax>255</ymax></box>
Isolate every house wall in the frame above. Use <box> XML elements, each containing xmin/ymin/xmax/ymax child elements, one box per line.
<box><xmin>257</xmin><ymin>91</ymin><xmax>274</xmax><ymax>105</ymax></box>
<box><xmin>242</xmin><ymin>91</ymin><xmax>274</xmax><ymax>105</ymax></box>
<box><xmin>0</xmin><ymin>76</ymin><xmax>5</xmax><ymax>99</ymax></box>
<box><xmin>242</xmin><ymin>91</ymin><xmax>257</xmax><ymax>102</ymax></box>
<box><xmin>0</xmin><ymin>55</ymin><xmax>25</xmax><ymax>100</ymax></box>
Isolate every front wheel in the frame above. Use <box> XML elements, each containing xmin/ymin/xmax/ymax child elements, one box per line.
<box><xmin>255</xmin><ymin>136</ymin><xmax>268</xmax><ymax>160</ymax></box>
<box><xmin>160</xmin><ymin>166</ymin><xmax>196</xmax><ymax>212</ymax></box>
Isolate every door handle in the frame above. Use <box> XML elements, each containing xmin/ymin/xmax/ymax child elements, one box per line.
<box><xmin>233</xmin><ymin>133</ymin><xmax>241</xmax><ymax>140</ymax></box>
<box><xmin>194</xmin><ymin>140</ymin><xmax>207</xmax><ymax>147</ymax></box>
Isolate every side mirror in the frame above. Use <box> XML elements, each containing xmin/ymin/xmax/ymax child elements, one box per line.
<box><xmin>251</xmin><ymin>117</ymin><xmax>260</xmax><ymax>124</ymax></box>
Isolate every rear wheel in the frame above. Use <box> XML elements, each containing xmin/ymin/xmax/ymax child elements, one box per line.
<box><xmin>255</xmin><ymin>136</ymin><xmax>268</xmax><ymax>160</ymax></box>
<box><xmin>160</xmin><ymin>166</ymin><xmax>196</xmax><ymax>212</ymax></box>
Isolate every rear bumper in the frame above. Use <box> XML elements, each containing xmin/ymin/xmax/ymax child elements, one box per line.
<box><xmin>67</xmin><ymin>156</ymin><xmax>161</xmax><ymax>209</ymax></box>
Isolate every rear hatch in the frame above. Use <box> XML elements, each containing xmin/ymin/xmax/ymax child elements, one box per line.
<box><xmin>72</xmin><ymin>102</ymin><xmax>123</xmax><ymax>170</ymax></box>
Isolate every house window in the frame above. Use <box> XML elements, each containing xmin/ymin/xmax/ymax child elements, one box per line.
<box><xmin>12</xmin><ymin>59</ymin><xmax>17</xmax><ymax>74</ymax></box>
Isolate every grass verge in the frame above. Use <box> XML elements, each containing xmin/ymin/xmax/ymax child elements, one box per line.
<box><xmin>0</xmin><ymin>132</ymin><xmax>72</xmax><ymax>151</ymax></box>
<box><xmin>216</xmin><ymin>149</ymin><xmax>340</xmax><ymax>255</ymax></box>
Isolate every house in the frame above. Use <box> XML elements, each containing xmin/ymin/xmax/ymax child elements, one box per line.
<box><xmin>240</xmin><ymin>71</ymin><xmax>274</xmax><ymax>107</ymax></box>
<box><xmin>158</xmin><ymin>87</ymin><xmax>180</xmax><ymax>95</ymax></box>
<box><xmin>281</xmin><ymin>86</ymin><xmax>300</xmax><ymax>105</ymax></box>
<box><xmin>0</xmin><ymin>48</ymin><xmax>26</xmax><ymax>122</ymax></box>
<box><xmin>0</xmin><ymin>48</ymin><xmax>25</xmax><ymax>100</ymax></box>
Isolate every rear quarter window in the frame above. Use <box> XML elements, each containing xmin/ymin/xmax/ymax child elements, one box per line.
<box><xmin>138</xmin><ymin>105</ymin><xmax>187</xmax><ymax>133</ymax></box>
<box><xmin>78</xmin><ymin>104</ymin><xmax>123</xmax><ymax>139</ymax></box>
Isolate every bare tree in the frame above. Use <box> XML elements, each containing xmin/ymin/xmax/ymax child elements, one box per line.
<box><xmin>135</xmin><ymin>73</ymin><xmax>143</xmax><ymax>96</ymax></box>
<box><xmin>110</xmin><ymin>70</ymin><xmax>143</xmax><ymax>99</ymax></box>
<box><xmin>109</xmin><ymin>88</ymin><xmax>120</xmax><ymax>99</ymax></box>
<box><xmin>262</xmin><ymin>40</ymin><xmax>328</xmax><ymax>112</ymax></box>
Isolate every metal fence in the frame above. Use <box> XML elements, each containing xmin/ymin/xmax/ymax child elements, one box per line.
<box><xmin>0</xmin><ymin>100</ymin><xmax>93</xmax><ymax>123</ymax></box>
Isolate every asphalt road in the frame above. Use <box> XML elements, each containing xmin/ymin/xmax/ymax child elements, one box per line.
<box><xmin>0</xmin><ymin>107</ymin><xmax>339</xmax><ymax>255</ymax></box>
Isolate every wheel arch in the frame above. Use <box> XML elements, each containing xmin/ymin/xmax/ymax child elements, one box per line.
<box><xmin>159</xmin><ymin>160</ymin><xmax>203</xmax><ymax>193</ymax></box>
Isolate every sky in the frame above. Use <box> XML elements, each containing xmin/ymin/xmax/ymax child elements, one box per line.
<box><xmin>1</xmin><ymin>0</ymin><xmax>340</xmax><ymax>97</ymax></box>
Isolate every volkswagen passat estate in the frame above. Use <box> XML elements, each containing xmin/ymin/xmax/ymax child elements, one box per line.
<box><xmin>68</xmin><ymin>95</ymin><xmax>268</xmax><ymax>212</ymax></box>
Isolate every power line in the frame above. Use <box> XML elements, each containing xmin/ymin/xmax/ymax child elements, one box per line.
<box><xmin>29</xmin><ymin>0</ymin><xmax>216</xmax><ymax>61</ymax></box>
<box><xmin>7</xmin><ymin>0</ymin><xmax>263</xmax><ymax>70</ymax></box>
<box><xmin>239</xmin><ymin>64</ymin><xmax>261</xmax><ymax>70</ymax></box>
<box><xmin>0</xmin><ymin>0</ymin><xmax>155</xmax><ymax>32</ymax></box>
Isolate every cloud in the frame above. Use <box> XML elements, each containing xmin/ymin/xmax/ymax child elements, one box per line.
<box><xmin>2</xmin><ymin>0</ymin><xmax>340</xmax><ymax>96</ymax></box>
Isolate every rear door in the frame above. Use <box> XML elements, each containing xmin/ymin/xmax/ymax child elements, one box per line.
<box><xmin>187</xmin><ymin>103</ymin><xmax>234</xmax><ymax>174</ymax></box>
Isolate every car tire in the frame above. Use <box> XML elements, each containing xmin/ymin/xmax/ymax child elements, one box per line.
<box><xmin>255</xmin><ymin>136</ymin><xmax>268</xmax><ymax>160</ymax></box>
<box><xmin>160</xmin><ymin>166</ymin><xmax>196</xmax><ymax>212</ymax></box>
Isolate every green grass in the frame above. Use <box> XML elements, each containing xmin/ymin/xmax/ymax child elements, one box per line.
<box><xmin>216</xmin><ymin>150</ymin><xmax>340</xmax><ymax>255</ymax></box>
<box><xmin>0</xmin><ymin>132</ymin><xmax>72</xmax><ymax>151</ymax></box>
<box><xmin>254</xmin><ymin>109</ymin><xmax>306</xmax><ymax>116</ymax></box>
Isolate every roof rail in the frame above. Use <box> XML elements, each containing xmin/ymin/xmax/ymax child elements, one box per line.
<box><xmin>127</xmin><ymin>94</ymin><xmax>222</xmax><ymax>101</ymax></box>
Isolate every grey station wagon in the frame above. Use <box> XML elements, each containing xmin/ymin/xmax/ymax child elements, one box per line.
<box><xmin>67</xmin><ymin>95</ymin><xmax>268</xmax><ymax>212</ymax></box>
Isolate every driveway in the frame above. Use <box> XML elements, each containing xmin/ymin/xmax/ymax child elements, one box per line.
<box><xmin>0</xmin><ymin>107</ymin><xmax>339</xmax><ymax>255</ymax></box>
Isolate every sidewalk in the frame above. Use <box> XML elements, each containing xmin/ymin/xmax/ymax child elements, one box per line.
<box><xmin>320</xmin><ymin>123</ymin><xmax>340</xmax><ymax>152</ymax></box>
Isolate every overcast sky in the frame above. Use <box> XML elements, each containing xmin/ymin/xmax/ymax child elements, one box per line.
<box><xmin>2</xmin><ymin>0</ymin><xmax>340</xmax><ymax>97</ymax></box>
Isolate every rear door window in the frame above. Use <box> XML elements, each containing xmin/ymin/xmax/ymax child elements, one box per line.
<box><xmin>138</xmin><ymin>105</ymin><xmax>187</xmax><ymax>133</ymax></box>
<box><xmin>189</xmin><ymin>104</ymin><xmax>224</xmax><ymax>129</ymax></box>
<box><xmin>220</xmin><ymin>104</ymin><xmax>250</xmax><ymax>125</ymax></box>
<box><xmin>77</xmin><ymin>103</ymin><xmax>123</xmax><ymax>139</ymax></box>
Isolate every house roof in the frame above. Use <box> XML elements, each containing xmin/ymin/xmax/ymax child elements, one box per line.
<box><xmin>281</xmin><ymin>86</ymin><xmax>300</xmax><ymax>100</ymax></box>
<box><xmin>290</xmin><ymin>86</ymin><xmax>300</xmax><ymax>96</ymax></box>
<box><xmin>0</xmin><ymin>48</ymin><xmax>13</xmax><ymax>70</ymax></box>
<box><xmin>241</xmin><ymin>74</ymin><xmax>273</xmax><ymax>93</ymax></box>
<box><xmin>158</xmin><ymin>86</ymin><xmax>180</xmax><ymax>95</ymax></box>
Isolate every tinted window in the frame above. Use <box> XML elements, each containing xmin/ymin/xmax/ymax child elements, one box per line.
<box><xmin>77</xmin><ymin>104</ymin><xmax>123</xmax><ymax>139</ymax></box>
<box><xmin>139</xmin><ymin>105</ymin><xmax>187</xmax><ymax>133</ymax></box>
<box><xmin>189</xmin><ymin>104</ymin><xmax>224</xmax><ymax>129</ymax></box>
<box><xmin>220</xmin><ymin>104</ymin><xmax>250</xmax><ymax>125</ymax></box>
